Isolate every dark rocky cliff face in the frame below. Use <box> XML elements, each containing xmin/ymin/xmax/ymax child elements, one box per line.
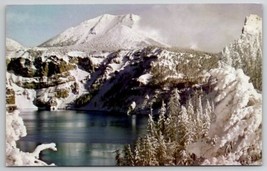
<box><xmin>6</xmin><ymin>46</ymin><xmax>218</xmax><ymax>112</ymax></box>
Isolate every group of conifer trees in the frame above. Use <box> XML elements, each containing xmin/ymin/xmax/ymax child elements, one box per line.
<box><xmin>115</xmin><ymin>89</ymin><xmax>214</xmax><ymax>166</ymax></box>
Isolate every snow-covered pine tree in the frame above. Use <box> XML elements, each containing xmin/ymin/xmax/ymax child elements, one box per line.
<box><xmin>195</xmin><ymin>93</ymin><xmax>204</xmax><ymax>140</ymax></box>
<box><xmin>165</xmin><ymin>88</ymin><xmax>180</xmax><ymax>141</ymax></box>
<box><xmin>156</xmin><ymin>100</ymin><xmax>166</xmax><ymax>136</ymax></box>
<box><xmin>147</xmin><ymin>114</ymin><xmax>157</xmax><ymax>137</ymax></box>
<box><xmin>202</xmin><ymin>100</ymin><xmax>211</xmax><ymax>137</ymax></box>
<box><xmin>186</xmin><ymin>98</ymin><xmax>197</xmax><ymax>141</ymax></box>
<box><xmin>172</xmin><ymin>105</ymin><xmax>194</xmax><ymax>165</ymax></box>
<box><xmin>155</xmin><ymin>133</ymin><xmax>169</xmax><ymax>165</ymax></box>
<box><xmin>133</xmin><ymin>138</ymin><xmax>143</xmax><ymax>166</ymax></box>
<box><xmin>177</xmin><ymin>106</ymin><xmax>189</xmax><ymax>146</ymax></box>
<box><xmin>186</xmin><ymin>66</ymin><xmax>262</xmax><ymax>165</ymax></box>
<box><xmin>141</xmin><ymin>135</ymin><xmax>158</xmax><ymax>166</ymax></box>
<box><xmin>115</xmin><ymin>149</ymin><xmax>122</xmax><ymax>166</ymax></box>
<box><xmin>167</xmin><ymin>89</ymin><xmax>181</xmax><ymax>114</ymax></box>
<box><xmin>121</xmin><ymin>145</ymin><xmax>135</xmax><ymax>166</ymax></box>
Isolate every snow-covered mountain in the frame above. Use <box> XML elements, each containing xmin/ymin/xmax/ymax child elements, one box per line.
<box><xmin>6</xmin><ymin>46</ymin><xmax>217</xmax><ymax>112</ymax></box>
<box><xmin>6</xmin><ymin>38</ymin><xmax>23</xmax><ymax>51</ymax></box>
<box><xmin>40</xmin><ymin>14</ymin><xmax>168</xmax><ymax>50</ymax></box>
<box><xmin>6</xmin><ymin>14</ymin><xmax>262</xmax><ymax>114</ymax></box>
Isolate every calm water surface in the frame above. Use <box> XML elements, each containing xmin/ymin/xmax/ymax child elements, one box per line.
<box><xmin>17</xmin><ymin>110</ymin><xmax>148</xmax><ymax>166</ymax></box>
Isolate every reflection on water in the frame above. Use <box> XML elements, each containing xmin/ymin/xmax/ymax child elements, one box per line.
<box><xmin>17</xmin><ymin>110</ymin><xmax>148</xmax><ymax>166</ymax></box>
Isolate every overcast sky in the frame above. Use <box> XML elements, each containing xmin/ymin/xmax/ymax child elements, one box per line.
<box><xmin>6</xmin><ymin>4</ymin><xmax>262</xmax><ymax>52</ymax></box>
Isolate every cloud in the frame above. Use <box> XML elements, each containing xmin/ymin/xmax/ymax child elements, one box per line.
<box><xmin>6</xmin><ymin>4</ymin><xmax>262</xmax><ymax>51</ymax></box>
<box><xmin>137</xmin><ymin>4</ymin><xmax>262</xmax><ymax>52</ymax></box>
<box><xmin>134</xmin><ymin>20</ymin><xmax>168</xmax><ymax>45</ymax></box>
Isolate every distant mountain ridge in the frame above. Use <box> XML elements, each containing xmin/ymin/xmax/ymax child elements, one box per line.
<box><xmin>39</xmin><ymin>14</ymin><xmax>168</xmax><ymax>50</ymax></box>
<box><xmin>6</xmin><ymin>38</ymin><xmax>23</xmax><ymax>51</ymax></box>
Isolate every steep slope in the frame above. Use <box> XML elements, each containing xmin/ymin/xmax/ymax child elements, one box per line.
<box><xmin>40</xmin><ymin>14</ymin><xmax>167</xmax><ymax>50</ymax></box>
<box><xmin>187</xmin><ymin>66</ymin><xmax>262</xmax><ymax>165</ymax></box>
<box><xmin>6</xmin><ymin>46</ymin><xmax>217</xmax><ymax>112</ymax></box>
<box><xmin>220</xmin><ymin>14</ymin><xmax>262</xmax><ymax>90</ymax></box>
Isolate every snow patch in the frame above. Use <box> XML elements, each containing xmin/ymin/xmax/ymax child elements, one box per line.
<box><xmin>67</xmin><ymin>51</ymin><xmax>86</xmax><ymax>58</ymax></box>
<box><xmin>137</xmin><ymin>73</ymin><xmax>152</xmax><ymax>85</ymax></box>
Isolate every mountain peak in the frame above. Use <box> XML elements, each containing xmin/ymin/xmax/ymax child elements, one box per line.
<box><xmin>39</xmin><ymin>13</ymin><xmax>166</xmax><ymax>50</ymax></box>
<box><xmin>242</xmin><ymin>14</ymin><xmax>262</xmax><ymax>35</ymax></box>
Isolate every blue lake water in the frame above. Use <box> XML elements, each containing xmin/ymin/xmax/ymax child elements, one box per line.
<box><xmin>17</xmin><ymin>110</ymin><xmax>148</xmax><ymax>166</ymax></box>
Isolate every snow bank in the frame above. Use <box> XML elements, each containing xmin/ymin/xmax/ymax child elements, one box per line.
<box><xmin>6</xmin><ymin>110</ymin><xmax>57</xmax><ymax>166</ymax></box>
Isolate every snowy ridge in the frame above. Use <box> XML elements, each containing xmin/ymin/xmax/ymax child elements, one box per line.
<box><xmin>6</xmin><ymin>38</ymin><xmax>23</xmax><ymax>51</ymax></box>
<box><xmin>222</xmin><ymin>14</ymin><xmax>262</xmax><ymax>63</ymax></box>
<box><xmin>187</xmin><ymin>66</ymin><xmax>262</xmax><ymax>165</ymax></box>
<box><xmin>39</xmin><ymin>14</ymin><xmax>168</xmax><ymax>50</ymax></box>
<box><xmin>220</xmin><ymin>14</ymin><xmax>262</xmax><ymax>90</ymax></box>
<box><xmin>6</xmin><ymin>45</ymin><xmax>217</xmax><ymax>112</ymax></box>
<box><xmin>242</xmin><ymin>14</ymin><xmax>262</xmax><ymax>35</ymax></box>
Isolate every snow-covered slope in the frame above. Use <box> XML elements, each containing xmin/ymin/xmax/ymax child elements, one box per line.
<box><xmin>6</xmin><ymin>46</ymin><xmax>217</xmax><ymax>112</ymax></box>
<box><xmin>221</xmin><ymin>14</ymin><xmax>262</xmax><ymax>90</ymax></box>
<box><xmin>187</xmin><ymin>66</ymin><xmax>262</xmax><ymax>165</ymax></box>
<box><xmin>39</xmin><ymin>14</ymin><xmax>168</xmax><ymax>50</ymax></box>
<box><xmin>222</xmin><ymin>14</ymin><xmax>262</xmax><ymax>65</ymax></box>
<box><xmin>6</xmin><ymin>14</ymin><xmax>262</xmax><ymax>115</ymax></box>
<box><xmin>6</xmin><ymin>38</ymin><xmax>23</xmax><ymax>51</ymax></box>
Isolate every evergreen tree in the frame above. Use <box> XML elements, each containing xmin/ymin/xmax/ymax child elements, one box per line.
<box><xmin>142</xmin><ymin>135</ymin><xmax>158</xmax><ymax>166</ymax></box>
<box><xmin>182</xmin><ymin>106</ymin><xmax>194</xmax><ymax>145</ymax></box>
<box><xmin>167</xmin><ymin>89</ymin><xmax>181</xmax><ymax>116</ymax></box>
<box><xmin>115</xmin><ymin>149</ymin><xmax>122</xmax><ymax>166</ymax></box>
<box><xmin>157</xmin><ymin>100</ymin><xmax>166</xmax><ymax>135</ymax></box>
<box><xmin>165</xmin><ymin>88</ymin><xmax>180</xmax><ymax>141</ymax></box>
<box><xmin>147</xmin><ymin>114</ymin><xmax>157</xmax><ymax>137</ymax></box>
<box><xmin>186</xmin><ymin>98</ymin><xmax>197</xmax><ymax>140</ymax></box>
<box><xmin>155</xmin><ymin>133</ymin><xmax>169</xmax><ymax>165</ymax></box>
<box><xmin>202</xmin><ymin>100</ymin><xmax>211</xmax><ymax>137</ymax></box>
<box><xmin>133</xmin><ymin>138</ymin><xmax>143</xmax><ymax>166</ymax></box>
<box><xmin>195</xmin><ymin>95</ymin><xmax>204</xmax><ymax>139</ymax></box>
<box><xmin>116</xmin><ymin>88</ymin><xmax>214</xmax><ymax>166</ymax></box>
<box><xmin>122</xmin><ymin>145</ymin><xmax>134</xmax><ymax>166</ymax></box>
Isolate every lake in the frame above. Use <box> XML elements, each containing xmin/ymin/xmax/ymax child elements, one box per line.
<box><xmin>17</xmin><ymin>110</ymin><xmax>148</xmax><ymax>166</ymax></box>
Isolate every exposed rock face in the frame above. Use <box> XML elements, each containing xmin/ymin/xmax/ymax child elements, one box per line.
<box><xmin>6</xmin><ymin>46</ymin><xmax>217</xmax><ymax>112</ymax></box>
